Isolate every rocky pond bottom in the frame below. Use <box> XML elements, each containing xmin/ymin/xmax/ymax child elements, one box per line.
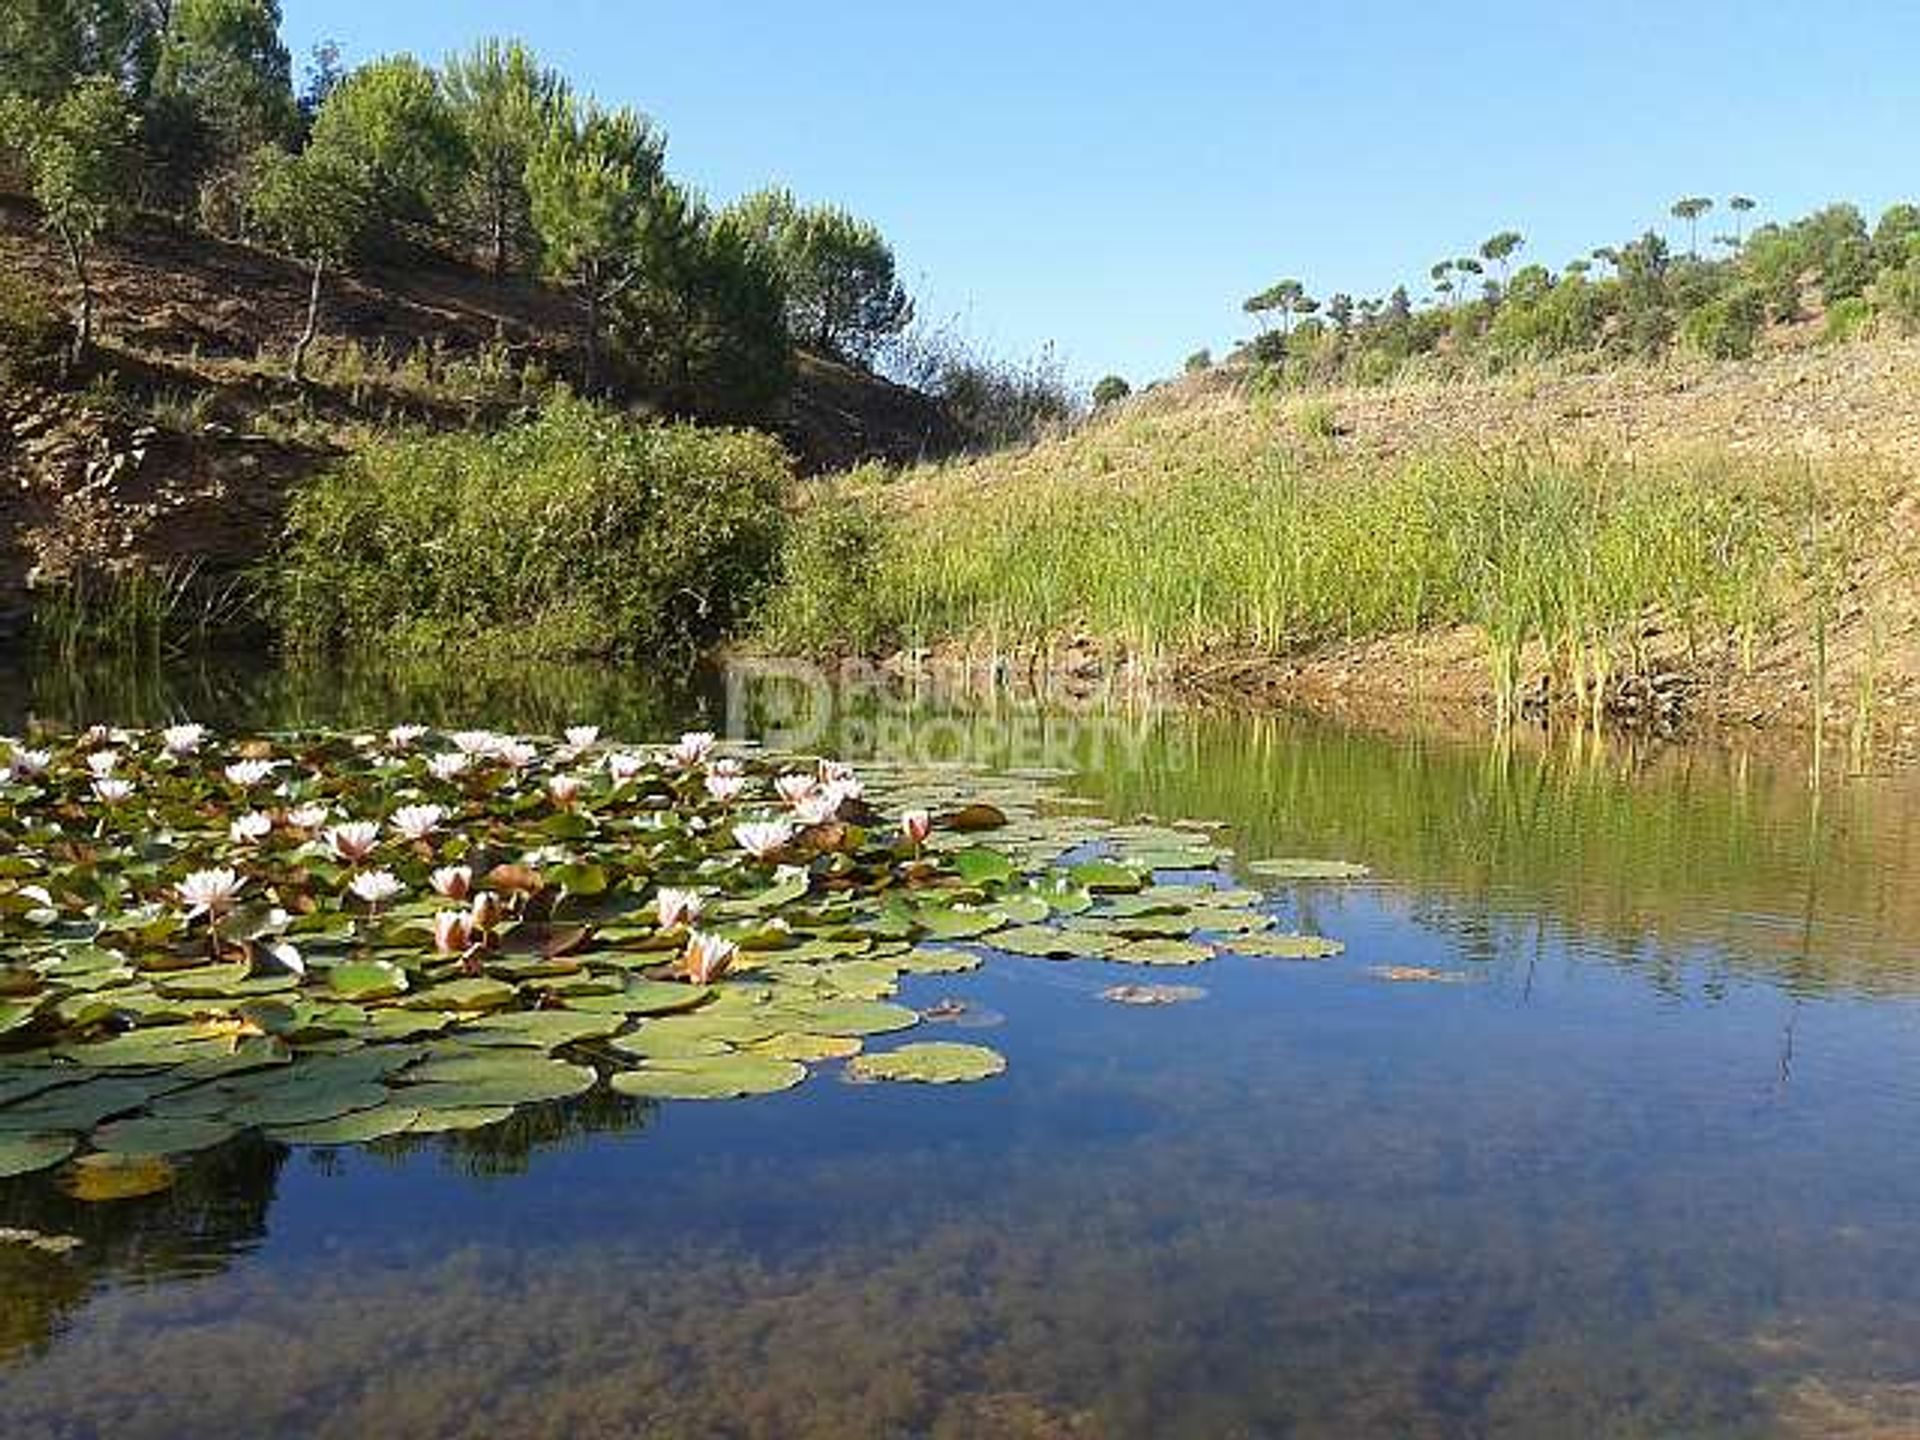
<box><xmin>1</xmin><ymin>663</ymin><xmax>1919</xmax><ymax>1438</ymax></box>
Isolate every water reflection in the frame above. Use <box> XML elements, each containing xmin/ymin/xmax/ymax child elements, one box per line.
<box><xmin>1</xmin><ymin>654</ymin><xmax>1917</xmax><ymax>1437</ymax></box>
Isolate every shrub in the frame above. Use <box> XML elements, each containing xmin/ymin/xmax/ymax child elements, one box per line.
<box><xmin>1871</xmin><ymin>257</ymin><xmax>1920</xmax><ymax>334</ymax></box>
<box><xmin>273</xmin><ymin>396</ymin><xmax>793</xmax><ymax>659</ymax></box>
<box><xmin>1823</xmin><ymin>295</ymin><xmax>1875</xmax><ymax>344</ymax></box>
<box><xmin>754</xmin><ymin>476</ymin><xmax>896</xmax><ymax>656</ymax></box>
<box><xmin>1680</xmin><ymin>287</ymin><xmax>1763</xmax><ymax>360</ymax></box>
<box><xmin>0</xmin><ymin>270</ymin><xmax>66</xmax><ymax>382</ymax></box>
<box><xmin>1092</xmin><ymin>375</ymin><xmax>1131</xmax><ymax>407</ymax></box>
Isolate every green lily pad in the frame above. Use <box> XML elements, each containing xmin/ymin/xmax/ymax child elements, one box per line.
<box><xmin>399</xmin><ymin>1053</ymin><xmax>596</xmax><ymax>1108</ymax></box>
<box><xmin>610</xmin><ymin>1053</ymin><xmax>806</xmax><ymax>1100</ymax></box>
<box><xmin>1225</xmin><ymin>933</ymin><xmax>1345</xmax><ymax>960</ymax></box>
<box><xmin>897</xmin><ymin>946</ymin><xmax>983</xmax><ymax>975</ymax></box>
<box><xmin>1066</xmin><ymin>860</ymin><xmax>1147</xmax><ymax>893</ymax></box>
<box><xmin>1246</xmin><ymin>858</ymin><xmax>1373</xmax><ymax>882</ymax></box>
<box><xmin>0</xmin><ymin>1131</ymin><xmax>77</xmax><ymax>1178</ymax></box>
<box><xmin>990</xmin><ymin>926</ymin><xmax>1120</xmax><ymax>960</ymax></box>
<box><xmin>846</xmin><ymin>1042</ymin><xmax>1006</xmax><ymax>1085</ymax></box>
<box><xmin>329</xmin><ymin>960</ymin><xmax>409</xmax><ymax>1001</ymax></box>
<box><xmin>90</xmin><ymin>1115</ymin><xmax>239</xmax><ymax>1157</ymax></box>
<box><xmin>1109</xmin><ymin>938</ymin><xmax>1215</xmax><ymax>966</ymax></box>
<box><xmin>458</xmin><ymin>1010</ymin><xmax>623</xmax><ymax>1049</ymax></box>
<box><xmin>267</xmin><ymin>1102</ymin><xmax>425</xmax><ymax>1145</ymax></box>
<box><xmin>408</xmin><ymin>1105</ymin><xmax>515</xmax><ymax>1134</ymax></box>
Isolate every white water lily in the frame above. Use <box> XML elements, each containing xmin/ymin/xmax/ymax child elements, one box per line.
<box><xmin>285</xmin><ymin>803</ymin><xmax>329</xmax><ymax>830</ymax></box>
<box><xmin>681</xmin><ymin>930</ymin><xmax>738</xmax><ymax>985</ymax></box>
<box><xmin>606</xmin><ymin>752</ymin><xmax>646</xmax><ymax>783</ymax></box>
<box><xmin>266</xmin><ymin>940</ymin><xmax>305</xmax><ymax>978</ymax></box>
<box><xmin>901</xmin><ymin>809</ymin><xmax>933</xmax><ymax>847</ymax></box>
<box><xmin>548</xmin><ymin>774</ymin><xmax>583</xmax><ymax>806</ymax></box>
<box><xmin>704</xmin><ymin>772</ymin><xmax>746</xmax><ymax>803</ymax></box>
<box><xmin>670</xmin><ymin>731</ymin><xmax>716</xmax><ymax>769</ymax></box>
<box><xmin>6</xmin><ymin>748</ymin><xmax>51</xmax><ymax>779</ymax></box>
<box><xmin>451</xmin><ymin>729</ymin><xmax>504</xmax><ymax>757</ymax></box>
<box><xmin>386</xmin><ymin>724</ymin><xmax>429</xmax><ymax>749</ymax></box>
<box><xmin>348</xmin><ymin>869</ymin><xmax>404</xmax><ymax>907</ymax></box>
<box><xmin>224</xmin><ymin>759</ymin><xmax>280</xmax><ymax>787</ymax></box>
<box><xmin>390</xmin><ymin>804</ymin><xmax>445</xmax><ymax>841</ymax></box>
<box><xmin>229</xmin><ymin>812</ymin><xmax>273</xmax><ymax>845</ymax></box>
<box><xmin>161</xmin><ymin>724</ymin><xmax>206</xmax><ymax>756</ymax></box>
<box><xmin>792</xmin><ymin>791</ymin><xmax>841</xmax><ymax>827</ymax></box>
<box><xmin>469</xmin><ymin>891</ymin><xmax>504</xmax><ymax>934</ymax></box>
<box><xmin>177</xmin><ymin>867</ymin><xmax>244</xmax><ymax>920</ymax></box>
<box><xmin>427</xmin><ymin>752</ymin><xmax>471</xmax><ymax>783</ymax></box>
<box><xmin>734</xmin><ymin>819</ymin><xmax>794</xmax><ymax>860</ymax></box>
<box><xmin>92</xmin><ymin>778</ymin><xmax>134</xmax><ymax>804</ymax></box>
<box><xmin>430</xmin><ymin>865</ymin><xmax>473</xmax><ymax>900</ymax></box>
<box><xmin>774</xmin><ymin>773</ymin><xmax>818</xmax><ymax>807</ymax></box>
<box><xmin>86</xmin><ymin>751</ymin><xmax>119</xmax><ymax>778</ymax></box>
<box><xmin>564</xmin><ymin>726</ymin><xmax>600</xmax><ymax>750</ymax></box>
<box><xmin>496</xmin><ymin>740</ymin><xmax>538</xmax><ymax>770</ymax></box>
<box><xmin>433</xmin><ymin>909</ymin><xmax>476</xmax><ymax>956</ymax></box>
<box><xmin>655</xmin><ymin>886</ymin><xmax>703</xmax><ymax>929</ymax></box>
<box><xmin>325</xmin><ymin>821</ymin><xmax>381</xmax><ymax>863</ymax></box>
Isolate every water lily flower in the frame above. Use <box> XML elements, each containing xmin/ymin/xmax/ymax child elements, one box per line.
<box><xmin>325</xmin><ymin>821</ymin><xmax>381</xmax><ymax>863</ymax></box>
<box><xmin>390</xmin><ymin>804</ymin><xmax>445</xmax><ymax>842</ymax></box>
<box><xmin>734</xmin><ymin>819</ymin><xmax>795</xmax><ymax>860</ymax></box>
<box><xmin>230</xmin><ymin>812</ymin><xmax>273</xmax><ymax>845</ymax></box>
<box><xmin>433</xmin><ymin>909</ymin><xmax>476</xmax><ymax>956</ymax></box>
<box><xmin>451</xmin><ymin>730</ymin><xmax>504</xmax><ymax>757</ymax></box>
<box><xmin>427</xmin><ymin>752</ymin><xmax>471</xmax><ymax>782</ymax></box>
<box><xmin>177</xmin><ymin>867</ymin><xmax>244</xmax><ymax>921</ymax></box>
<box><xmin>774</xmin><ymin>773</ymin><xmax>818</xmax><ymax>807</ymax></box>
<box><xmin>386</xmin><ymin>724</ymin><xmax>428</xmax><ymax>749</ymax></box>
<box><xmin>430</xmin><ymin>865</ymin><xmax>473</xmax><ymax>900</ymax></box>
<box><xmin>225</xmin><ymin>759</ymin><xmax>281</xmax><ymax>787</ymax></box>
<box><xmin>266</xmin><ymin>940</ymin><xmax>305</xmax><ymax>978</ymax></box>
<box><xmin>655</xmin><ymin>887</ymin><xmax>703</xmax><ymax>929</ymax></box>
<box><xmin>704</xmin><ymin>772</ymin><xmax>746</xmax><ymax>803</ymax></box>
<box><xmin>349</xmin><ymin>869</ymin><xmax>404</xmax><ymax>908</ymax></box>
<box><xmin>469</xmin><ymin>891</ymin><xmax>504</xmax><ymax>935</ymax></box>
<box><xmin>6</xmin><ymin>747</ymin><xmax>51</xmax><ymax>779</ymax></box>
<box><xmin>901</xmin><ymin>809</ymin><xmax>933</xmax><ymax>848</ymax></box>
<box><xmin>497</xmin><ymin>740</ymin><xmax>538</xmax><ymax>770</ymax></box>
<box><xmin>86</xmin><ymin>751</ymin><xmax>120</xmax><ymax>778</ymax></box>
<box><xmin>606</xmin><ymin>751</ymin><xmax>646</xmax><ymax>783</ymax></box>
<box><xmin>161</xmin><ymin>724</ymin><xmax>206</xmax><ymax>756</ymax></box>
<box><xmin>548</xmin><ymin>774</ymin><xmax>583</xmax><ymax>807</ymax></box>
<box><xmin>564</xmin><ymin>726</ymin><xmax>600</xmax><ymax>750</ymax></box>
<box><xmin>92</xmin><ymin>778</ymin><xmax>135</xmax><ymax>804</ymax></box>
<box><xmin>681</xmin><ymin>930</ymin><xmax>738</xmax><ymax>984</ymax></box>
<box><xmin>285</xmin><ymin>803</ymin><xmax>330</xmax><ymax>830</ymax></box>
<box><xmin>670</xmin><ymin>731</ymin><xmax>716</xmax><ymax>769</ymax></box>
<box><xmin>792</xmin><ymin>791</ymin><xmax>841</xmax><ymax>827</ymax></box>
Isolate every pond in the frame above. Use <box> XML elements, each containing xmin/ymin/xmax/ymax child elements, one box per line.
<box><xmin>2</xmin><ymin>654</ymin><xmax>1919</xmax><ymax>1439</ymax></box>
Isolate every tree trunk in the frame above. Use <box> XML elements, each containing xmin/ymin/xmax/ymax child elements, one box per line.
<box><xmin>58</xmin><ymin>225</ymin><xmax>91</xmax><ymax>370</ymax></box>
<box><xmin>291</xmin><ymin>256</ymin><xmax>324</xmax><ymax>384</ymax></box>
<box><xmin>584</xmin><ymin>282</ymin><xmax>600</xmax><ymax>394</ymax></box>
<box><xmin>489</xmin><ymin>180</ymin><xmax>508</xmax><ymax>281</ymax></box>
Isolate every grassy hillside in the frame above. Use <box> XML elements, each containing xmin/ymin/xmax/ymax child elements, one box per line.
<box><xmin>762</xmin><ymin>345</ymin><xmax>1920</xmax><ymax>748</ymax></box>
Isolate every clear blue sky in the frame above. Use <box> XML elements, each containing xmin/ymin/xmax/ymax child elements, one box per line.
<box><xmin>281</xmin><ymin>1</ymin><xmax>1920</xmax><ymax>386</ymax></box>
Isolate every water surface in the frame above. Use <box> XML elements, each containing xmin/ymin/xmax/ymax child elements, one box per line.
<box><xmin>3</xmin><ymin>657</ymin><xmax>1918</xmax><ymax>1439</ymax></box>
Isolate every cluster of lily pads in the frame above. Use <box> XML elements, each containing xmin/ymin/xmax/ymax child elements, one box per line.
<box><xmin>0</xmin><ymin>722</ymin><xmax>1361</xmax><ymax>1195</ymax></box>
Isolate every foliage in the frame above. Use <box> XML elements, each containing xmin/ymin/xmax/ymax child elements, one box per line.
<box><xmin>526</xmin><ymin>98</ymin><xmax>665</xmax><ymax>391</ymax></box>
<box><xmin>273</xmin><ymin>397</ymin><xmax>793</xmax><ymax>659</ymax></box>
<box><xmin>147</xmin><ymin>0</ymin><xmax>295</xmax><ymax>203</ymax></box>
<box><xmin>0</xmin><ymin>268</ymin><xmax>66</xmax><ymax>382</ymax></box>
<box><xmin>613</xmin><ymin>183</ymin><xmax>792</xmax><ymax>423</ymax></box>
<box><xmin>754</xmin><ymin>478</ymin><xmax>896</xmax><ymax>656</ymax></box>
<box><xmin>1092</xmin><ymin>374</ymin><xmax>1131</xmax><ymax>407</ymax></box>
<box><xmin>727</xmin><ymin>188</ymin><xmax>913</xmax><ymax>364</ymax></box>
<box><xmin>441</xmin><ymin>36</ymin><xmax>568</xmax><ymax>277</ymax></box>
<box><xmin>1822</xmin><ymin>294</ymin><xmax>1874</xmax><ymax>344</ymax></box>
<box><xmin>307</xmin><ymin>53</ymin><xmax>465</xmax><ymax>237</ymax></box>
<box><xmin>1679</xmin><ymin>285</ymin><xmax>1763</xmax><ymax>359</ymax></box>
<box><xmin>244</xmin><ymin>136</ymin><xmax>370</xmax><ymax>378</ymax></box>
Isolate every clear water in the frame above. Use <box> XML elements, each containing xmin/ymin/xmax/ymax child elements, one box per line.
<box><xmin>3</xmin><ymin>657</ymin><xmax>1919</xmax><ymax>1439</ymax></box>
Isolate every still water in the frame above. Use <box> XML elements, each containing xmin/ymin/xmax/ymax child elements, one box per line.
<box><xmin>2</xmin><ymin>657</ymin><xmax>1918</xmax><ymax>1439</ymax></box>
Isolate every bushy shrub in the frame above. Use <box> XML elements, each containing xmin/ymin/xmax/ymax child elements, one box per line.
<box><xmin>754</xmin><ymin>475</ymin><xmax>896</xmax><ymax>655</ymax></box>
<box><xmin>1679</xmin><ymin>287</ymin><xmax>1763</xmax><ymax>360</ymax></box>
<box><xmin>1871</xmin><ymin>257</ymin><xmax>1920</xmax><ymax>334</ymax></box>
<box><xmin>274</xmin><ymin>396</ymin><xmax>793</xmax><ymax>659</ymax></box>
<box><xmin>1823</xmin><ymin>295</ymin><xmax>1875</xmax><ymax>343</ymax></box>
<box><xmin>0</xmin><ymin>271</ymin><xmax>66</xmax><ymax>382</ymax></box>
<box><xmin>1092</xmin><ymin>375</ymin><xmax>1131</xmax><ymax>407</ymax></box>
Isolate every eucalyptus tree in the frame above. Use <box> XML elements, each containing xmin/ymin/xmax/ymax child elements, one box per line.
<box><xmin>0</xmin><ymin>75</ymin><xmax>139</xmax><ymax>365</ymax></box>
<box><xmin>526</xmin><ymin>97</ymin><xmax>664</xmax><ymax>392</ymax></box>
<box><xmin>1670</xmin><ymin>196</ymin><xmax>1713</xmax><ymax>258</ymax></box>
<box><xmin>441</xmin><ymin>36</ymin><xmax>568</xmax><ymax>278</ymax></box>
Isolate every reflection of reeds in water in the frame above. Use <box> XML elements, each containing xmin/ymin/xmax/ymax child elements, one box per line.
<box><xmin>28</xmin><ymin>561</ymin><xmax>258</xmax><ymax>664</ymax></box>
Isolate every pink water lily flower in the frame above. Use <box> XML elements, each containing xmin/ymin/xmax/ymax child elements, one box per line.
<box><xmin>774</xmin><ymin>773</ymin><xmax>818</xmax><ymax>807</ymax></box>
<box><xmin>548</xmin><ymin>774</ymin><xmax>584</xmax><ymax>807</ymax></box>
<box><xmin>428</xmin><ymin>753</ymin><xmax>471</xmax><ymax>782</ymax></box>
<box><xmin>161</xmin><ymin>724</ymin><xmax>206</xmax><ymax>756</ymax></box>
<box><xmin>606</xmin><ymin>752</ymin><xmax>646</xmax><ymax>783</ymax></box>
<box><xmin>734</xmin><ymin>819</ymin><xmax>794</xmax><ymax>860</ymax></box>
<box><xmin>349</xmin><ymin>870</ymin><xmax>404</xmax><ymax>908</ymax></box>
<box><xmin>86</xmin><ymin>751</ymin><xmax>120</xmax><ymax>778</ymax></box>
<box><xmin>230</xmin><ymin>812</ymin><xmax>273</xmax><ymax>845</ymax></box>
<box><xmin>387</xmin><ymin>724</ymin><xmax>428</xmax><ymax>749</ymax></box>
<box><xmin>433</xmin><ymin>909</ymin><xmax>476</xmax><ymax>955</ymax></box>
<box><xmin>177</xmin><ymin>867</ymin><xmax>244</xmax><ymax>921</ymax></box>
<box><xmin>564</xmin><ymin>726</ymin><xmax>600</xmax><ymax>750</ymax></box>
<box><xmin>390</xmin><ymin>804</ymin><xmax>445</xmax><ymax>842</ymax></box>
<box><xmin>704</xmin><ymin>772</ymin><xmax>746</xmax><ymax>803</ymax></box>
<box><xmin>224</xmin><ymin>759</ymin><xmax>281</xmax><ymax>787</ymax></box>
<box><xmin>670</xmin><ymin>731</ymin><xmax>716</xmax><ymax>769</ymax></box>
<box><xmin>6</xmin><ymin>747</ymin><xmax>51</xmax><ymax>779</ymax></box>
<box><xmin>92</xmin><ymin>778</ymin><xmax>134</xmax><ymax>804</ymax></box>
<box><xmin>681</xmin><ymin>930</ymin><xmax>738</xmax><ymax>984</ymax></box>
<box><xmin>431</xmin><ymin>865</ymin><xmax>473</xmax><ymax>900</ymax></box>
<box><xmin>655</xmin><ymin>887</ymin><xmax>703</xmax><ymax>929</ymax></box>
<box><xmin>326</xmin><ymin>821</ymin><xmax>381</xmax><ymax>863</ymax></box>
<box><xmin>901</xmin><ymin>809</ymin><xmax>933</xmax><ymax>848</ymax></box>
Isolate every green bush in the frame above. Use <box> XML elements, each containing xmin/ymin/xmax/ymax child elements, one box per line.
<box><xmin>1680</xmin><ymin>287</ymin><xmax>1763</xmax><ymax>359</ymax></box>
<box><xmin>0</xmin><ymin>270</ymin><xmax>66</xmax><ymax>382</ymax></box>
<box><xmin>1823</xmin><ymin>295</ymin><xmax>1875</xmax><ymax>344</ymax></box>
<box><xmin>273</xmin><ymin>396</ymin><xmax>793</xmax><ymax>659</ymax></box>
<box><xmin>1871</xmin><ymin>257</ymin><xmax>1920</xmax><ymax>334</ymax></box>
<box><xmin>754</xmin><ymin>474</ymin><xmax>896</xmax><ymax>656</ymax></box>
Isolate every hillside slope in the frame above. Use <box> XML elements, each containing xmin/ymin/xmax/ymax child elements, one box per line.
<box><xmin>811</xmin><ymin>345</ymin><xmax>1920</xmax><ymax>751</ymax></box>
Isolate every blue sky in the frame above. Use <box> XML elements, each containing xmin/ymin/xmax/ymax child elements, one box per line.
<box><xmin>281</xmin><ymin>1</ymin><xmax>1920</xmax><ymax>385</ymax></box>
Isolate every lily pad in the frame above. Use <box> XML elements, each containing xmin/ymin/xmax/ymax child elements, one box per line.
<box><xmin>1109</xmin><ymin>938</ymin><xmax>1214</xmax><ymax>966</ymax></box>
<box><xmin>1225</xmin><ymin>933</ymin><xmax>1345</xmax><ymax>960</ymax></box>
<box><xmin>90</xmin><ymin>1115</ymin><xmax>239</xmax><ymax>1157</ymax></box>
<box><xmin>1247</xmin><ymin>858</ymin><xmax>1373</xmax><ymax>882</ymax></box>
<box><xmin>846</xmin><ymin>1042</ymin><xmax>1006</xmax><ymax>1085</ymax></box>
<box><xmin>610</xmin><ymin>1054</ymin><xmax>807</xmax><ymax>1100</ymax></box>
<box><xmin>61</xmin><ymin>1152</ymin><xmax>177</xmax><ymax>1202</ymax></box>
<box><xmin>0</xmin><ymin>1131</ymin><xmax>77</xmax><ymax>1178</ymax></box>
